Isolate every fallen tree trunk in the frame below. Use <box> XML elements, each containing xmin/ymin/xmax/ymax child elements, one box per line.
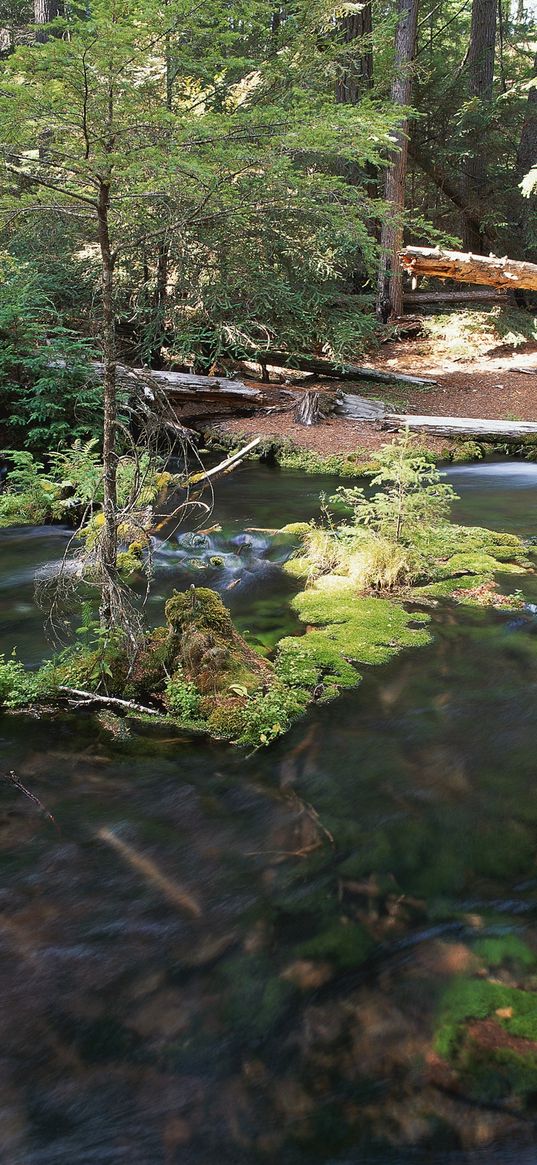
<box><xmin>52</xmin><ymin>359</ymin><xmax>264</xmax><ymax>408</ymax></box>
<box><xmin>401</xmin><ymin>247</ymin><xmax>537</xmax><ymax>291</ymax></box>
<box><xmin>337</xmin><ymin>393</ymin><xmax>386</xmax><ymax>420</ymax></box>
<box><xmin>383</xmin><ymin>413</ymin><xmax>537</xmax><ymax>439</ymax></box>
<box><xmin>105</xmin><ymin>363</ymin><xmax>264</xmax><ymax>405</ymax></box>
<box><xmin>404</xmin><ymin>289</ymin><xmax>509</xmax><ymax>305</ymax></box>
<box><xmin>252</xmin><ymin>350</ymin><xmax>437</xmax><ymax>388</ymax></box>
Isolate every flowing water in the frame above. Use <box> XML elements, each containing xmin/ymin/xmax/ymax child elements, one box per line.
<box><xmin>1</xmin><ymin>459</ymin><xmax>537</xmax><ymax>1164</ymax></box>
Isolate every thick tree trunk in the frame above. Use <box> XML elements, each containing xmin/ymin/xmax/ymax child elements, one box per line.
<box><xmin>376</xmin><ymin>0</ymin><xmax>419</xmax><ymax>321</ymax></box>
<box><xmin>335</xmin><ymin>8</ymin><xmax>373</xmax><ymax>104</ymax></box>
<box><xmin>401</xmin><ymin>246</ymin><xmax>537</xmax><ymax>290</ymax></box>
<box><xmin>34</xmin><ymin>0</ymin><xmax>59</xmax><ymax>41</ymax></box>
<box><xmin>462</xmin><ymin>0</ymin><xmax>497</xmax><ymax>251</ymax></box>
<box><xmin>97</xmin><ymin>182</ymin><xmax>119</xmax><ymax>631</ymax></box>
<box><xmin>384</xmin><ymin>414</ymin><xmax>537</xmax><ymax>439</ymax></box>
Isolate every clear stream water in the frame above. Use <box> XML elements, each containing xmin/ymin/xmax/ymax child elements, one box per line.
<box><xmin>0</xmin><ymin>460</ymin><xmax>537</xmax><ymax>1165</ymax></box>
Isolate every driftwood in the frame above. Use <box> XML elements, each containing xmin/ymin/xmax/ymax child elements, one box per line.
<box><xmin>383</xmin><ymin>414</ymin><xmax>537</xmax><ymax>439</ymax></box>
<box><xmin>97</xmin><ymin>827</ymin><xmax>202</xmax><ymax>917</ymax></box>
<box><xmin>185</xmin><ymin>437</ymin><xmax>261</xmax><ymax>484</ymax></box>
<box><xmin>253</xmin><ymin>350</ymin><xmax>438</xmax><ymax>388</ymax></box>
<box><xmin>401</xmin><ymin>247</ymin><xmax>537</xmax><ymax>292</ymax></box>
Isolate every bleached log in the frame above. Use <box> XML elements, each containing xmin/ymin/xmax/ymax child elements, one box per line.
<box><xmin>383</xmin><ymin>414</ymin><xmax>537</xmax><ymax>439</ymax></box>
<box><xmin>401</xmin><ymin>247</ymin><xmax>537</xmax><ymax>292</ymax></box>
<box><xmin>52</xmin><ymin>359</ymin><xmax>264</xmax><ymax>407</ymax></box>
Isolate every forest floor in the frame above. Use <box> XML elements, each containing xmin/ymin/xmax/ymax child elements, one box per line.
<box><xmin>214</xmin><ymin>326</ymin><xmax>537</xmax><ymax>457</ymax></box>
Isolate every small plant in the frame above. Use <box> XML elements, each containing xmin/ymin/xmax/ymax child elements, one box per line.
<box><xmin>335</xmin><ymin>431</ymin><xmax>457</xmax><ymax>544</ymax></box>
<box><xmin>164</xmin><ymin>669</ymin><xmax>201</xmax><ymax>719</ymax></box>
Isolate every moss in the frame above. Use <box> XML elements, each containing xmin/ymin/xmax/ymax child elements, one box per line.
<box><xmin>450</xmin><ymin>441</ymin><xmax>485</xmax><ymax>463</ymax></box>
<box><xmin>298</xmin><ymin>922</ymin><xmax>374</xmax><ymax>970</ymax></box>
<box><xmin>279</xmin><ymin>521</ymin><xmax>312</xmax><ymax>536</ymax></box>
<box><xmin>436</xmin><ymin>978</ymin><xmax>537</xmax><ymax>1051</ymax></box>
<box><xmin>164</xmin><ymin>586</ymin><xmax>233</xmax><ymax>638</ymax></box>
<box><xmin>473</xmin><ymin>935</ymin><xmax>536</xmax><ymax>970</ymax></box>
<box><xmin>206</xmin><ymin>701</ymin><xmax>247</xmax><ymax>740</ymax></box>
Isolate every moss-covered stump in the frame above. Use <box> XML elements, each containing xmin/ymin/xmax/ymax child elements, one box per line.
<box><xmin>164</xmin><ymin>587</ymin><xmax>271</xmax><ymax>696</ymax></box>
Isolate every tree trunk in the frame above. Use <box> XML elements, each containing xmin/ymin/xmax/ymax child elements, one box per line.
<box><xmin>97</xmin><ymin>182</ymin><xmax>119</xmax><ymax>631</ymax></box>
<box><xmin>462</xmin><ymin>0</ymin><xmax>497</xmax><ymax>251</ymax></box>
<box><xmin>34</xmin><ymin>0</ymin><xmax>59</xmax><ymax>42</ymax></box>
<box><xmin>401</xmin><ymin>246</ymin><xmax>537</xmax><ymax>289</ymax></box>
<box><xmin>335</xmin><ymin>8</ymin><xmax>373</xmax><ymax>104</ymax></box>
<box><xmin>376</xmin><ymin>0</ymin><xmax>419</xmax><ymax>321</ymax></box>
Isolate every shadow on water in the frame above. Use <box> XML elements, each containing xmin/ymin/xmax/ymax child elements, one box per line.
<box><xmin>0</xmin><ymin>460</ymin><xmax>537</xmax><ymax>1162</ymax></box>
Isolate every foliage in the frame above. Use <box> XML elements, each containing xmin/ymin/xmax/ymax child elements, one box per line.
<box><xmin>164</xmin><ymin>669</ymin><xmax>201</xmax><ymax>720</ymax></box>
<box><xmin>334</xmin><ymin>431</ymin><xmax>457</xmax><ymax>544</ymax></box>
<box><xmin>0</xmin><ymin>256</ymin><xmax>98</xmax><ymax>452</ymax></box>
<box><xmin>0</xmin><ymin>650</ymin><xmax>56</xmax><ymax>707</ymax></box>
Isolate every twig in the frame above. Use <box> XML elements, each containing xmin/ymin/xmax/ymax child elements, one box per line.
<box><xmin>58</xmin><ymin>686</ymin><xmax>160</xmax><ymax>716</ymax></box>
<box><xmin>1</xmin><ymin>769</ymin><xmax>58</xmax><ymax>832</ymax></box>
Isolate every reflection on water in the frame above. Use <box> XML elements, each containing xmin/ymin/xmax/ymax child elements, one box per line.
<box><xmin>0</xmin><ymin>459</ymin><xmax>536</xmax><ymax>1163</ymax></box>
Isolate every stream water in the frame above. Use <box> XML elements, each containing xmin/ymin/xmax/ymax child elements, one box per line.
<box><xmin>1</xmin><ymin>459</ymin><xmax>537</xmax><ymax>1164</ymax></box>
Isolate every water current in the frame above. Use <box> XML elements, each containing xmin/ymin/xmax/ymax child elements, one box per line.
<box><xmin>0</xmin><ymin>458</ymin><xmax>536</xmax><ymax>1164</ymax></box>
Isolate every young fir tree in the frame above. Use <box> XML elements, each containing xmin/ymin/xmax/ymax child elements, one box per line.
<box><xmin>0</xmin><ymin>0</ymin><xmax>399</xmax><ymax>633</ymax></box>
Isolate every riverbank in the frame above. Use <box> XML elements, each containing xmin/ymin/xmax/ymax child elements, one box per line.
<box><xmin>213</xmin><ymin>324</ymin><xmax>537</xmax><ymax>463</ymax></box>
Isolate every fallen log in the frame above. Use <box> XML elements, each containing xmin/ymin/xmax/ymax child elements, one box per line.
<box><xmin>383</xmin><ymin>414</ymin><xmax>537</xmax><ymax>439</ymax></box>
<box><xmin>401</xmin><ymin>247</ymin><xmax>537</xmax><ymax>292</ymax></box>
<box><xmin>53</xmin><ymin>359</ymin><xmax>264</xmax><ymax>408</ymax></box>
<box><xmin>338</xmin><ymin>393</ymin><xmax>386</xmax><ymax>420</ymax></box>
<box><xmin>252</xmin><ymin>350</ymin><xmax>438</xmax><ymax>388</ymax></box>
<box><xmin>404</xmin><ymin>289</ymin><xmax>509</xmax><ymax>305</ymax></box>
<box><xmin>185</xmin><ymin>437</ymin><xmax>261</xmax><ymax>485</ymax></box>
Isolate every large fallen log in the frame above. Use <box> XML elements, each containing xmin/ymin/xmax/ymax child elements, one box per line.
<box><xmin>404</xmin><ymin>289</ymin><xmax>509</xmax><ymax>305</ymax></box>
<box><xmin>251</xmin><ymin>350</ymin><xmax>438</xmax><ymax>388</ymax></box>
<box><xmin>383</xmin><ymin>413</ymin><xmax>537</xmax><ymax>439</ymax></box>
<box><xmin>104</xmin><ymin>363</ymin><xmax>264</xmax><ymax>405</ymax></box>
<box><xmin>401</xmin><ymin>247</ymin><xmax>537</xmax><ymax>292</ymax></box>
<box><xmin>52</xmin><ymin>359</ymin><xmax>264</xmax><ymax>409</ymax></box>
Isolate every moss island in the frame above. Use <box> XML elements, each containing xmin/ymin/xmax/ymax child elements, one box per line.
<box><xmin>0</xmin><ymin>434</ymin><xmax>533</xmax><ymax>748</ymax></box>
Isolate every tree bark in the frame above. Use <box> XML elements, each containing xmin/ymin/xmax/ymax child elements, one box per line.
<box><xmin>401</xmin><ymin>245</ymin><xmax>537</xmax><ymax>290</ymax></box>
<box><xmin>376</xmin><ymin>0</ymin><xmax>419</xmax><ymax>321</ymax></box>
<box><xmin>97</xmin><ymin>181</ymin><xmax>119</xmax><ymax>631</ymax></box>
<box><xmin>335</xmin><ymin>8</ymin><xmax>373</xmax><ymax>104</ymax></box>
<box><xmin>34</xmin><ymin>0</ymin><xmax>59</xmax><ymax>42</ymax></box>
<box><xmin>462</xmin><ymin>0</ymin><xmax>497</xmax><ymax>251</ymax></box>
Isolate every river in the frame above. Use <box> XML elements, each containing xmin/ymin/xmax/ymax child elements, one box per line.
<box><xmin>0</xmin><ymin>458</ymin><xmax>536</xmax><ymax>1164</ymax></box>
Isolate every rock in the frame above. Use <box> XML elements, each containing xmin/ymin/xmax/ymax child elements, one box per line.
<box><xmin>280</xmin><ymin>959</ymin><xmax>333</xmax><ymax>990</ymax></box>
